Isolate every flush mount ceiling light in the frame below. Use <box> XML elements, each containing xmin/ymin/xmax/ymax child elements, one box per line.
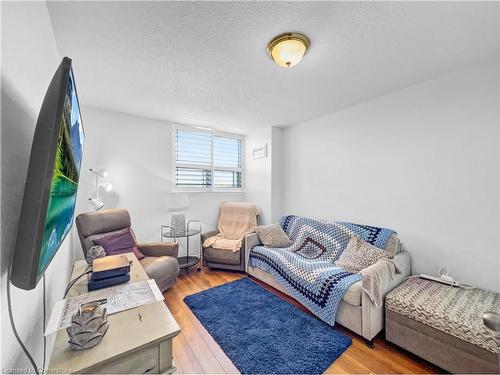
<box><xmin>267</xmin><ymin>32</ymin><xmax>310</xmax><ymax>68</ymax></box>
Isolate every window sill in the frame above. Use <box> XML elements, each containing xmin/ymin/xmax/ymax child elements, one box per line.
<box><xmin>172</xmin><ymin>190</ymin><xmax>245</xmax><ymax>195</ymax></box>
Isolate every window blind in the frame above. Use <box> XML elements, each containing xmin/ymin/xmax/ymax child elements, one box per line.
<box><xmin>213</xmin><ymin>136</ymin><xmax>241</xmax><ymax>168</ymax></box>
<box><xmin>175</xmin><ymin>128</ymin><xmax>242</xmax><ymax>190</ymax></box>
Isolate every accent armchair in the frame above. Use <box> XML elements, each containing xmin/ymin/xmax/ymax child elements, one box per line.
<box><xmin>201</xmin><ymin>202</ymin><xmax>259</xmax><ymax>272</ymax></box>
<box><xmin>201</xmin><ymin>230</ymin><xmax>247</xmax><ymax>271</ymax></box>
<box><xmin>76</xmin><ymin>209</ymin><xmax>180</xmax><ymax>291</ymax></box>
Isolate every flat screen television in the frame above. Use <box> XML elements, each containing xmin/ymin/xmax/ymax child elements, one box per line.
<box><xmin>10</xmin><ymin>57</ymin><xmax>84</xmax><ymax>290</ymax></box>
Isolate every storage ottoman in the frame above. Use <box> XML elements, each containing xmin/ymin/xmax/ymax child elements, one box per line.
<box><xmin>385</xmin><ymin>278</ymin><xmax>500</xmax><ymax>374</ymax></box>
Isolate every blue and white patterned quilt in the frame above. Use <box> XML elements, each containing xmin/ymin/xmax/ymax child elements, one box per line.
<box><xmin>248</xmin><ymin>215</ymin><xmax>396</xmax><ymax>326</ymax></box>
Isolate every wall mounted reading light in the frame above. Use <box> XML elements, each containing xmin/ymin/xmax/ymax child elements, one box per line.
<box><xmin>90</xmin><ymin>168</ymin><xmax>108</xmax><ymax>178</ymax></box>
<box><xmin>267</xmin><ymin>32</ymin><xmax>310</xmax><ymax>68</ymax></box>
<box><xmin>89</xmin><ymin>168</ymin><xmax>112</xmax><ymax>211</ymax></box>
<box><xmin>89</xmin><ymin>198</ymin><xmax>104</xmax><ymax>211</ymax></box>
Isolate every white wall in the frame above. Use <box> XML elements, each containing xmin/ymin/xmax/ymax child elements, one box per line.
<box><xmin>270</xmin><ymin>127</ymin><xmax>284</xmax><ymax>223</ymax></box>
<box><xmin>1</xmin><ymin>2</ymin><xmax>74</xmax><ymax>371</ymax></box>
<box><xmin>244</xmin><ymin>127</ymin><xmax>272</xmax><ymax>224</ymax></box>
<box><xmin>244</xmin><ymin>126</ymin><xmax>284</xmax><ymax>224</ymax></box>
<box><xmin>73</xmin><ymin>107</ymin><xmax>244</xmax><ymax>259</ymax></box>
<box><xmin>283</xmin><ymin>57</ymin><xmax>500</xmax><ymax>293</ymax></box>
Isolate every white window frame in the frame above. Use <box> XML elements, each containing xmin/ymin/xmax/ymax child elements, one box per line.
<box><xmin>172</xmin><ymin>124</ymin><xmax>244</xmax><ymax>193</ymax></box>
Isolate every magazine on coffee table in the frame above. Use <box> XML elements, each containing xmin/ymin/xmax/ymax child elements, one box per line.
<box><xmin>46</xmin><ymin>279</ymin><xmax>164</xmax><ymax>335</ymax></box>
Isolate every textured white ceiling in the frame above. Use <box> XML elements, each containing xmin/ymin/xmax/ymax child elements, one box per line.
<box><xmin>47</xmin><ymin>1</ymin><xmax>500</xmax><ymax>133</ymax></box>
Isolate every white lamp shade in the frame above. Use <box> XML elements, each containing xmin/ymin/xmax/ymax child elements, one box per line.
<box><xmin>168</xmin><ymin>193</ymin><xmax>189</xmax><ymax>212</ymax></box>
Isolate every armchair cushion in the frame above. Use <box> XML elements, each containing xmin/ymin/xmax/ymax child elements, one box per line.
<box><xmin>140</xmin><ymin>256</ymin><xmax>179</xmax><ymax>291</ymax></box>
<box><xmin>204</xmin><ymin>246</ymin><xmax>241</xmax><ymax>265</ymax></box>
<box><xmin>201</xmin><ymin>230</ymin><xmax>219</xmax><ymax>245</ymax></box>
<box><xmin>137</xmin><ymin>242</ymin><xmax>179</xmax><ymax>258</ymax></box>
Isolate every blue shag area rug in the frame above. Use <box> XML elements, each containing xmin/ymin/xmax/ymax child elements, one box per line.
<box><xmin>183</xmin><ymin>277</ymin><xmax>352</xmax><ymax>374</ymax></box>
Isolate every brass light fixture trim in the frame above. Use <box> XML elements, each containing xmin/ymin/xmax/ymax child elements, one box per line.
<box><xmin>267</xmin><ymin>32</ymin><xmax>311</xmax><ymax>68</ymax></box>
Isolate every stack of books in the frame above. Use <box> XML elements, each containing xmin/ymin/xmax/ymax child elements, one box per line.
<box><xmin>88</xmin><ymin>255</ymin><xmax>131</xmax><ymax>291</ymax></box>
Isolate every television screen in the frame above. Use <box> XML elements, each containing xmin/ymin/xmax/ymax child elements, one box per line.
<box><xmin>11</xmin><ymin>57</ymin><xmax>84</xmax><ymax>290</ymax></box>
<box><xmin>38</xmin><ymin>68</ymin><xmax>84</xmax><ymax>275</ymax></box>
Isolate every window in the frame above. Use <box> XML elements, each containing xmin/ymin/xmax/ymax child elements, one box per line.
<box><xmin>174</xmin><ymin>127</ymin><xmax>243</xmax><ymax>191</ymax></box>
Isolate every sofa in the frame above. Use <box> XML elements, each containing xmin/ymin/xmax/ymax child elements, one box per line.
<box><xmin>244</xmin><ymin>216</ymin><xmax>411</xmax><ymax>345</ymax></box>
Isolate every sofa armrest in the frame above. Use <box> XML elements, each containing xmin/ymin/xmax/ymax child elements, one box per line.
<box><xmin>244</xmin><ymin>233</ymin><xmax>261</xmax><ymax>272</ymax></box>
<box><xmin>138</xmin><ymin>242</ymin><xmax>179</xmax><ymax>258</ymax></box>
<box><xmin>361</xmin><ymin>250</ymin><xmax>411</xmax><ymax>341</ymax></box>
<box><xmin>383</xmin><ymin>250</ymin><xmax>411</xmax><ymax>297</ymax></box>
<box><xmin>201</xmin><ymin>230</ymin><xmax>219</xmax><ymax>245</ymax></box>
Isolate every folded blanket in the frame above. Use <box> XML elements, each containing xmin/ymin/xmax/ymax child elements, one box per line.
<box><xmin>360</xmin><ymin>258</ymin><xmax>400</xmax><ymax>308</ymax></box>
<box><xmin>203</xmin><ymin>202</ymin><xmax>258</xmax><ymax>252</ymax></box>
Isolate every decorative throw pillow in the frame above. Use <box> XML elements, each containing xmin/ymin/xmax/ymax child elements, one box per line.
<box><xmin>255</xmin><ymin>224</ymin><xmax>293</xmax><ymax>248</ymax></box>
<box><xmin>335</xmin><ymin>235</ymin><xmax>393</xmax><ymax>272</ymax></box>
<box><xmin>92</xmin><ymin>228</ymin><xmax>145</xmax><ymax>260</ymax></box>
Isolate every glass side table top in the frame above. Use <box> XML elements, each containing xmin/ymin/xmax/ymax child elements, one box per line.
<box><xmin>161</xmin><ymin>228</ymin><xmax>201</xmax><ymax>238</ymax></box>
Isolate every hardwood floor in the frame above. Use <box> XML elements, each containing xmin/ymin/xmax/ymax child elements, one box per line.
<box><xmin>164</xmin><ymin>267</ymin><xmax>441</xmax><ymax>374</ymax></box>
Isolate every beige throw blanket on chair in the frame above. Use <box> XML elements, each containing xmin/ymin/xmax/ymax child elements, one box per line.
<box><xmin>203</xmin><ymin>202</ymin><xmax>258</xmax><ymax>252</ymax></box>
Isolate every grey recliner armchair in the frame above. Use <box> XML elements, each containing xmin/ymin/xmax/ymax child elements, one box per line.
<box><xmin>201</xmin><ymin>206</ymin><xmax>259</xmax><ymax>272</ymax></box>
<box><xmin>76</xmin><ymin>209</ymin><xmax>180</xmax><ymax>291</ymax></box>
<box><xmin>201</xmin><ymin>230</ymin><xmax>247</xmax><ymax>271</ymax></box>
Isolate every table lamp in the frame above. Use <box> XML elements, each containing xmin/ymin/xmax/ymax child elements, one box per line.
<box><xmin>168</xmin><ymin>193</ymin><xmax>189</xmax><ymax>235</ymax></box>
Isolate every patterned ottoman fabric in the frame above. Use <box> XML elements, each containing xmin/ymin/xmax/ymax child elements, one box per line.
<box><xmin>249</xmin><ymin>215</ymin><xmax>397</xmax><ymax>326</ymax></box>
<box><xmin>386</xmin><ymin>277</ymin><xmax>500</xmax><ymax>354</ymax></box>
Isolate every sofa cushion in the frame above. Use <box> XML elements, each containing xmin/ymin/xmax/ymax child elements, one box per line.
<box><xmin>343</xmin><ymin>280</ymin><xmax>362</xmax><ymax>306</ymax></box>
<box><xmin>255</xmin><ymin>224</ymin><xmax>293</xmax><ymax>248</ymax></box>
<box><xmin>140</xmin><ymin>256</ymin><xmax>179</xmax><ymax>284</ymax></box>
<box><xmin>204</xmin><ymin>246</ymin><xmax>241</xmax><ymax>265</ymax></box>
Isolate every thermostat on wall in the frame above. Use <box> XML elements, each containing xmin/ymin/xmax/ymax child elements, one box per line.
<box><xmin>251</xmin><ymin>143</ymin><xmax>267</xmax><ymax>159</ymax></box>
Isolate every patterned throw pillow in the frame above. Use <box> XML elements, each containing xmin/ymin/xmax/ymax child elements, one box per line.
<box><xmin>255</xmin><ymin>224</ymin><xmax>293</xmax><ymax>248</ymax></box>
<box><xmin>92</xmin><ymin>228</ymin><xmax>145</xmax><ymax>260</ymax></box>
<box><xmin>335</xmin><ymin>235</ymin><xmax>393</xmax><ymax>272</ymax></box>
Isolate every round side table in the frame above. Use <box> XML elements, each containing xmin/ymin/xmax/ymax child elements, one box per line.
<box><xmin>161</xmin><ymin>221</ymin><xmax>201</xmax><ymax>271</ymax></box>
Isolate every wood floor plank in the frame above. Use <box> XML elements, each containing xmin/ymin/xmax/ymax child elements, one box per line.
<box><xmin>164</xmin><ymin>267</ymin><xmax>441</xmax><ymax>374</ymax></box>
<box><xmin>172</xmin><ymin>344</ymin><xmax>185</xmax><ymax>374</ymax></box>
<box><xmin>173</xmin><ymin>333</ymin><xmax>206</xmax><ymax>374</ymax></box>
<box><xmin>182</xmin><ymin>321</ymin><xmax>226</xmax><ymax>374</ymax></box>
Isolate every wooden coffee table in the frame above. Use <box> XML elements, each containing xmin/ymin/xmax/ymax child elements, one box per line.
<box><xmin>49</xmin><ymin>253</ymin><xmax>180</xmax><ymax>374</ymax></box>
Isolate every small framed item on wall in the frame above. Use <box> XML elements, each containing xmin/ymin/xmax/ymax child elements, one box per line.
<box><xmin>251</xmin><ymin>143</ymin><xmax>267</xmax><ymax>159</ymax></box>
